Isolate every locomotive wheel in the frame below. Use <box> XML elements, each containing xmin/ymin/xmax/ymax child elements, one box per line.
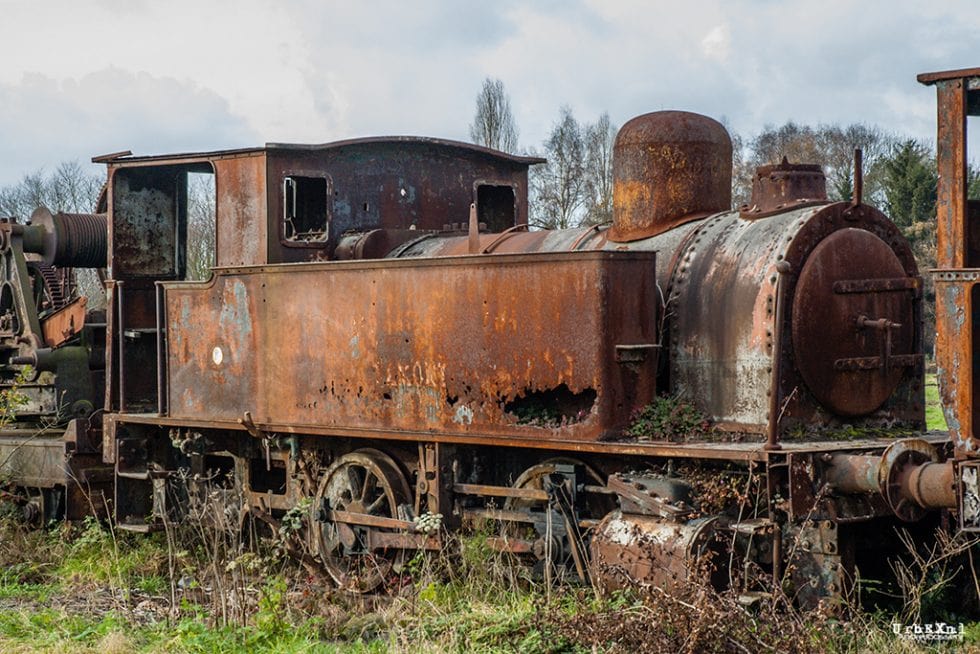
<box><xmin>502</xmin><ymin>457</ymin><xmax>615</xmax><ymax>572</ymax></box>
<box><xmin>312</xmin><ymin>449</ymin><xmax>411</xmax><ymax>592</ymax></box>
<box><xmin>504</xmin><ymin>457</ymin><xmax>612</xmax><ymax>520</ymax></box>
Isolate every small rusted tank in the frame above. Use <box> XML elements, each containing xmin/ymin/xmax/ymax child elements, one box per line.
<box><xmin>740</xmin><ymin>158</ymin><xmax>828</xmax><ymax>218</ymax></box>
<box><xmin>609</xmin><ymin>110</ymin><xmax>732</xmax><ymax>242</ymax></box>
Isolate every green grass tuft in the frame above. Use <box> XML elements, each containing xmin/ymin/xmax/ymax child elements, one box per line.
<box><xmin>925</xmin><ymin>373</ymin><xmax>947</xmax><ymax>431</ymax></box>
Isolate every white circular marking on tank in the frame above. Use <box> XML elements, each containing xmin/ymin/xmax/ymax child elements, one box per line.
<box><xmin>212</xmin><ymin>346</ymin><xmax>223</xmax><ymax>366</ymax></box>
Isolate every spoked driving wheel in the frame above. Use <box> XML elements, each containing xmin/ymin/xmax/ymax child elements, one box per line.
<box><xmin>312</xmin><ymin>449</ymin><xmax>411</xmax><ymax>592</ymax></box>
<box><xmin>502</xmin><ymin>457</ymin><xmax>614</xmax><ymax>579</ymax></box>
<box><xmin>505</xmin><ymin>457</ymin><xmax>613</xmax><ymax>520</ymax></box>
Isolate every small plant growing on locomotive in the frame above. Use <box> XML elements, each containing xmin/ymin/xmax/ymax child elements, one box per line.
<box><xmin>625</xmin><ymin>396</ymin><xmax>712</xmax><ymax>442</ymax></box>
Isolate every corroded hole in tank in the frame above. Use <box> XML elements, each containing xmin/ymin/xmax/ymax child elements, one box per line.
<box><xmin>504</xmin><ymin>384</ymin><xmax>597</xmax><ymax>427</ymax></box>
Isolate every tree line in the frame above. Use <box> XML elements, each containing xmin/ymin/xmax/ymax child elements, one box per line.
<box><xmin>0</xmin><ymin>163</ymin><xmax>215</xmax><ymax>303</ymax></box>
<box><xmin>467</xmin><ymin>76</ymin><xmax>980</xmax><ymax>354</ymax></box>
<box><xmin>468</xmin><ymin>77</ymin><xmax>980</xmax><ymax>260</ymax></box>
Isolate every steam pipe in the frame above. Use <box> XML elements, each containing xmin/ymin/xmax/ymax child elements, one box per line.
<box><xmin>825</xmin><ymin>440</ymin><xmax>957</xmax><ymax>518</ymax></box>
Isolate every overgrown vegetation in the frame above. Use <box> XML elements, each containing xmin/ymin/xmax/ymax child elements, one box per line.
<box><xmin>2</xmin><ymin>379</ymin><xmax>966</xmax><ymax>651</ymax></box>
<box><xmin>625</xmin><ymin>396</ymin><xmax>712</xmax><ymax>441</ymax></box>
<box><xmin>3</xmin><ymin>510</ymin><xmax>980</xmax><ymax>652</ymax></box>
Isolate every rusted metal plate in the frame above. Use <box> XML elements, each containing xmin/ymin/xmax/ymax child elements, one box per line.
<box><xmin>918</xmin><ymin>67</ymin><xmax>980</xmax><ymax>85</ymax></box>
<box><xmin>741</xmin><ymin>160</ymin><xmax>827</xmax><ymax>219</ymax></box>
<box><xmin>919</xmin><ymin>69</ymin><xmax>980</xmax><ymax>460</ymax></box>
<box><xmin>107</xmin><ymin>139</ymin><xmax>540</xmax><ymax>269</ymax></box>
<box><xmin>934</xmin><ymin>80</ymin><xmax>969</xmax><ymax>269</ymax></box>
<box><xmin>41</xmin><ymin>296</ymin><xmax>87</xmax><ymax>347</ymax></box>
<box><xmin>933</xmin><ymin>271</ymin><xmax>978</xmax><ymax>455</ymax></box>
<box><xmin>389</xmin><ymin>200</ymin><xmax>924</xmax><ymax>437</ymax></box>
<box><xmin>792</xmin><ymin>229</ymin><xmax>915</xmax><ymax>416</ymax></box>
<box><xmin>662</xmin><ymin>207</ymin><xmax>801</xmax><ymax>431</ymax></box>
<box><xmin>398</xmin><ymin>225</ymin><xmax>611</xmax><ymax>259</ymax></box>
<box><xmin>264</xmin><ymin>140</ymin><xmax>541</xmax><ymax>264</ymax></box>
<box><xmin>163</xmin><ymin>251</ymin><xmax>657</xmax><ymax>441</ymax></box>
<box><xmin>781</xmin><ymin>204</ymin><xmax>924</xmax><ymax>432</ymax></box>
<box><xmin>590</xmin><ymin>511</ymin><xmax>722</xmax><ymax>591</ymax></box>
<box><xmin>109</xmin><ymin>167</ymin><xmax>183</xmax><ymax>278</ymax></box>
<box><xmin>214</xmin><ymin>156</ymin><xmax>267</xmax><ymax>267</ymax></box>
<box><xmin>0</xmin><ymin>431</ymin><xmax>67</xmax><ymax>487</ymax></box>
<box><xmin>658</xmin><ymin>201</ymin><xmax>923</xmax><ymax>436</ymax></box>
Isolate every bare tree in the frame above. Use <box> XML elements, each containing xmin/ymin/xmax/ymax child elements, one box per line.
<box><xmin>817</xmin><ymin>124</ymin><xmax>894</xmax><ymax>204</ymax></box>
<box><xmin>582</xmin><ymin>113</ymin><xmax>616</xmax><ymax>225</ymax></box>
<box><xmin>720</xmin><ymin>117</ymin><xmax>752</xmax><ymax>209</ymax></box>
<box><xmin>0</xmin><ymin>161</ymin><xmax>106</xmax><ymax>307</ymax></box>
<box><xmin>468</xmin><ymin>77</ymin><xmax>520</xmax><ymax>153</ymax></box>
<box><xmin>750</xmin><ymin>122</ymin><xmax>825</xmax><ymax>171</ymax></box>
<box><xmin>186</xmin><ymin>173</ymin><xmax>216</xmax><ymax>281</ymax></box>
<box><xmin>0</xmin><ymin>161</ymin><xmax>103</xmax><ymax>219</ymax></box>
<box><xmin>530</xmin><ymin>106</ymin><xmax>586</xmax><ymax>229</ymax></box>
<box><xmin>52</xmin><ymin>161</ymin><xmax>104</xmax><ymax>214</ymax></box>
<box><xmin>742</xmin><ymin>122</ymin><xmax>895</xmax><ymax>208</ymax></box>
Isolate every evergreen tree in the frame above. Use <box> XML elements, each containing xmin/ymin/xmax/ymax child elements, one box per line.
<box><xmin>881</xmin><ymin>139</ymin><xmax>937</xmax><ymax>230</ymax></box>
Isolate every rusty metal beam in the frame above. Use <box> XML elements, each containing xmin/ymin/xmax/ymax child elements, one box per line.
<box><xmin>108</xmin><ymin>411</ymin><xmax>950</xmax><ymax>464</ymax></box>
<box><xmin>453</xmin><ymin>482</ymin><xmax>549</xmax><ymax>501</ymax></box>
<box><xmin>327</xmin><ymin>509</ymin><xmax>414</xmax><ymax>531</ymax></box>
<box><xmin>934</xmin><ymin>80</ymin><xmax>969</xmax><ymax>269</ymax></box>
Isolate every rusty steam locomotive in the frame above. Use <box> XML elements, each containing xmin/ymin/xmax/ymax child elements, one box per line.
<box><xmin>3</xmin><ymin>66</ymin><xmax>980</xmax><ymax>607</ymax></box>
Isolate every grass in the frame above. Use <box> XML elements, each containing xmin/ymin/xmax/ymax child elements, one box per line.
<box><xmin>925</xmin><ymin>373</ymin><xmax>947</xmax><ymax>431</ymax></box>
<box><xmin>0</xmin><ymin>608</ymin><xmax>368</xmax><ymax>654</ymax></box>
<box><xmin>2</xmin><ymin>515</ymin><xmax>979</xmax><ymax>653</ymax></box>
<box><xmin>0</xmin><ymin>516</ymin><xmax>561</xmax><ymax>653</ymax></box>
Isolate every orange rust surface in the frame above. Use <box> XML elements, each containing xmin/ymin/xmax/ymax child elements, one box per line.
<box><xmin>162</xmin><ymin>251</ymin><xmax>657</xmax><ymax>441</ymax></box>
<box><xmin>40</xmin><ymin>296</ymin><xmax>86</xmax><ymax>348</ymax></box>
<box><xmin>609</xmin><ymin>111</ymin><xmax>731</xmax><ymax>242</ymax></box>
<box><xmin>934</xmin><ymin>81</ymin><xmax>968</xmax><ymax>269</ymax></box>
<box><xmin>933</xmin><ymin>275</ymin><xmax>976</xmax><ymax>456</ymax></box>
<box><xmin>215</xmin><ymin>156</ymin><xmax>268</xmax><ymax>267</ymax></box>
<box><xmin>924</xmin><ymin>69</ymin><xmax>980</xmax><ymax>458</ymax></box>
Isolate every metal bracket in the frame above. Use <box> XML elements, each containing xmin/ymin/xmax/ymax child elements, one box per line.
<box><xmin>607</xmin><ymin>474</ymin><xmax>694</xmax><ymax>519</ymax></box>
<box><xmin>545</xmin><ymin>466</ymin><xmax>590</xmax><ymax>585</ymax></box>
<box><xmin>833</xmin><ymin>277</ymin><xmax>921</xmax><ymax>296</ymax></box>
<box><xmin>614</xmin><ymin>343</ymin><xmax>659</xmax><ymax>363</ymax></box>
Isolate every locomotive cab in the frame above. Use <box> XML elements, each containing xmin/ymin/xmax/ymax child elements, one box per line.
<box><xmin>100</xmin><ymin>139</ymin><xmax>543</xmax><ymax>416</ymax></box>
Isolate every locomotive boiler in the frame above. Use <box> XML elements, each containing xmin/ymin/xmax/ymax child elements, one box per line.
<box><xmin>5</xmin><ymin>65</ymin><xmax>980</xmax><ymax>609</ymax></box>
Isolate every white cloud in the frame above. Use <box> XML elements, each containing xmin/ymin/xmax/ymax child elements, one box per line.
<box><xmin>0</xmin><ymin>0</ymin><xmax>979</xmax><ymax>185</ymax></box>
<box><xmin>701</xmin><ymin>25</ymin><xmax>730</xmax><ymax>61</ymax></box>
<box><xmin>0</xmin><ymin>69</ymin><xmax>257</xmax><ymax>184</ymax></box>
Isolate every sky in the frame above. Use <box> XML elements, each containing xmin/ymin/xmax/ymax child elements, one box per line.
<box><xmin>0</xmin><ymin>0</ymin><xmax>978</xmax><ymax>188</ymax></box>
